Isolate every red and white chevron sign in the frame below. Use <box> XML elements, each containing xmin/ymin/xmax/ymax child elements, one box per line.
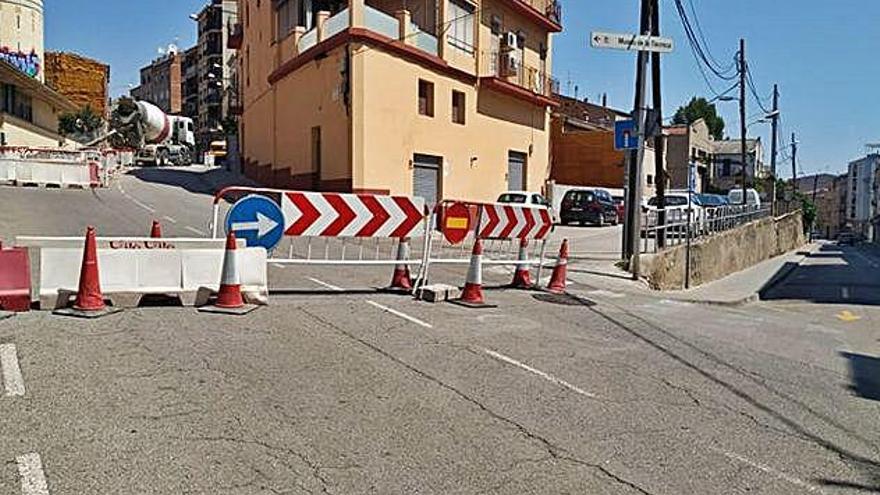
<box><xmin>281</xmin><ymin>192</ymin><xmax>426</xmax><ymax>238</ymax></box>
<box><xmin>478</xmin><ymin>204</ymin><xmax>553</xmax><ymax>240</ymax></box>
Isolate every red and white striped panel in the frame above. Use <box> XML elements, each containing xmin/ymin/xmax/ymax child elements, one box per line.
<box><xmin>478</xmin><ymin>204</ymin><xmax>553</xmax><ymax>240</ymax></box>
<box><xmin>281</xmin><ymin>191</ymin><xmax>425</xmax><ymax>238</ymax></box>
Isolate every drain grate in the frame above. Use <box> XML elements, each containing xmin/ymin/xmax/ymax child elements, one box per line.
<box><xmin>532</xmin><ymin>293</ymin><xmax>596</xmax><ymax>307</ymax></box>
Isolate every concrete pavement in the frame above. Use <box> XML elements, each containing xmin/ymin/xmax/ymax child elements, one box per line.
<box><xmin>1</xmin><ymin>167</ymin><xmax>879</xmax><ymax>493</ymax></box>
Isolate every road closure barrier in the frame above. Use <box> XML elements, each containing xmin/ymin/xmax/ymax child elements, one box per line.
<box><xmin>15</xmin><ymin>236</ymin><xmax>267</xmax><ymax>309</ymax></box>
<box><xmin>0</xmin><ymin>246</ymin><xmax>31</xmax><ymax>312</ymax></box>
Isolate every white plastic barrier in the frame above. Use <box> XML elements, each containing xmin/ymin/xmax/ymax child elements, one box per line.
<box><xmin>0</xmin><ymin>159</ymin><xmax>15</xmax><ymax>183</ymax></box>
<box><xmin>15</xmin><ymin>237</ymin><xmax>268</xmax><ymax>308</ymax></box>
<box><xmin>0</xmin><ymin>159</ymin><xmax>95</xmax><ymax>188</ymax></box>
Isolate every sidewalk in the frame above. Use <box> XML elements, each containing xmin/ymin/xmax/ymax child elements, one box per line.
<box><xmin>658</xmin><ymin>243</ymin><xmax>819</xmax><ymax>306</ymax></box>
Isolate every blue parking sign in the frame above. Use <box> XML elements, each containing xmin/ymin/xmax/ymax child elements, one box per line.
<box><xmin>615</xmin><ymin>120</ymin><xmax>638</xmax><ymax>151</ymax></box>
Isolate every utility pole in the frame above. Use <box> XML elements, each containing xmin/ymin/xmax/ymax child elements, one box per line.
<box><xmin>739</xmin><ymin>38</ymin><xmax>747</xmax><ymax>205</ymax></box>
<box><xmin>623</xmin><ymin>0</ymin><xmax>652</xmax><ymax>272</ymax></box>
<box><xmin>791</xmin><ymin>132</ymin><xmax>798</xmax><ymax>184</ymax></box>
<box><xmin>651</xmin><ymin>0</ymin><xmax>666</xmax><ymax>248</ymax></box>
<box><xmin>770</xmin><ymin>84</ymin><xmax>779</xmax><ymax>214</ymax></box>
<box><xmin>810</xmin><ymin>172</ymin><xmax>819</xmax><ymax>241</ymax></box>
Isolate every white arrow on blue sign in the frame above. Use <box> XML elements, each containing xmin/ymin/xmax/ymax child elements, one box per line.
<box><xmin>225</xmin><ymin>195</ymin><xmax>285</xmax><ymax>251</ymax></box>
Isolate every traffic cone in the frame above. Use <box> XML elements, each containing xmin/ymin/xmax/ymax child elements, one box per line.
<box><xmin>451</xmin><ymin>239</ymin><xmax>496</xmax><ymax>308</ymax></box>
<box><xmin>150</xmin><ymin>220</ymin><xmax>162</xmax><ymax>238</ymax></box>
<box><xmin>199</xmin><ymin>231</ymin><xmax>258</xmax><ymax>315</ymax></box>
<box><xmin>53</xmin><ymin>226</ymin><xmax>121</xmax><ymax>318</ymax></box>
<box><xmin>386</xmin><ymin>238</ymin><xmax>413</xmax><ymax>292</ymax></box>
<box><xmin>547</xmin><ymin>239</ymin><xmax>569</xmax><ymax>294</ymax></box>
<box><xmin>510</xmin><ymin>238</ymin><xmax>533</xmax><ymax>289</ymax></box>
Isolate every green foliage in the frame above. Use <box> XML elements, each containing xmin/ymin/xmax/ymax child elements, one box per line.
<box><xmin>672</xmin><ymin>97</ymin><xmax>726</xmax><ymax>140</ymax></box>
<box><xmin>58</xmin><ymin>105</ymin><xmax>103</xmax><ymax>136</ymax></box>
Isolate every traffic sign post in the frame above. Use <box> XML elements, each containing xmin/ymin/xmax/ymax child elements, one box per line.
<box><xmin>225</xmin><ymin>195</ymin><xmax>285</xmax><ymax>251</ymax></box>
<box><xmin>591</xmin><ymin>32</ymin><xmax>674</xmax><ymax>53</ymax></box>
<box><xmin>615</xmin><ymin>120</ymin><xmax>638</xmax><ymax>151</ymax></box>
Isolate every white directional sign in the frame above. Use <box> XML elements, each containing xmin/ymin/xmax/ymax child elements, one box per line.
<box><xmin>591</xmin><ymin>32</ymin><xmax>674</xmax><ymax>53</ymax></box>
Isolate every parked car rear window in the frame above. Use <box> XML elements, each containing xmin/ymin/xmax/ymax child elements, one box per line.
<box><xmin>648</xmin><ymin>196</ymin><xmax>688</xmax><ymax>207</ymax></box>
<box><xmin>563</xmin><ymin>191</ymin><xmax>595</xmax><ymax>204</ymax></box>
<box><xmin>498</xmin><ymin>193</ymin><xmax>527</xmax><ymax>204</ymax></box>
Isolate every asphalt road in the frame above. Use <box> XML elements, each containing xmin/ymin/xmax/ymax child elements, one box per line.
<box><xmin>1</xmin><ymin>168</ymin><xmax>879</xmax><ymax>494</ymax></box>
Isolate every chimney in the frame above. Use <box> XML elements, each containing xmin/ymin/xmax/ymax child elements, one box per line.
<box><xmin>602</xmin><ymin>93</ymin><xmax>608</xmax><ymax>107</ymax></box>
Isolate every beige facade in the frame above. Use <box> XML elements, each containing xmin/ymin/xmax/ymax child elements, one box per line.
<box><xmin>665</xmin><ymin>118</ymin><xmax>714</xmax><ymax>192</ymax></box>
<box><xmin>1</xmin><ymin>59</ymin><xmax>78</xmax><ymax>147</ymax></box>
<box><xmin>0</xmin><ymin>0</ymin><xmax>44</xmax><ymax>82</ymax></box>
<box><xmin>236</xmin><ymin>0</ymin><xmax>561</xmax><ymax>202</ymax></box>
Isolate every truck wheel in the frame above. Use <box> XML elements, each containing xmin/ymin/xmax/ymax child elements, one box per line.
<box><xmin>157</xmin><ymin>150</ymin><xmax>169</xmax><ymax>167</ymax></box>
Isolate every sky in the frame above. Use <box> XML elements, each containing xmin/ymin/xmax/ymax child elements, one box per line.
<box><xmin>45</xmin><ymin>0</ymin><xmax>880</xmax><ymax>175</ymax></box>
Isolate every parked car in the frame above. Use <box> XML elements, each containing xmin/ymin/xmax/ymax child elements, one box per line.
<box><xmin>642</xmin><ymin>192</ymin><xmax>706</xmax><ymax>235</ymax></box>
<box><xmin>837</xmin><ymin>231</ymin><xmax>856</xmax><ymax>246</ymax></box>
<box><xmin>497</xmin><ymin>191</ymin><xmax>551</xmax><ymax>208</ymax></box>
<box><xmin>612</xmin><ymin>195</ymin><xmax>626</xmax><ymax>222</ymax></box>
<box><xmin>727</xmin><ymin>188</ymin><xmax>762</xmax><ymax>207</ymax></box>
<box><xmin>559</xmin><ymin>189</ymin><xmax>620</xmax><ymax>226</ymax></box>
<box><xmin>698</xmin><ymin>194</ymin><xmax>728</xmax><ymax>208</ymax></box>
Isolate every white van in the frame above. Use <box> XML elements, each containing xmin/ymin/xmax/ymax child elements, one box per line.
<box><xmin>727</xmin><ymin>188</ymin><xmax>762</xmax><ymax>207</ymax></box>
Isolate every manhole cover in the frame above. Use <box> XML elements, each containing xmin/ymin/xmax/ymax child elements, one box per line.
<box><xmin>532</xmin><ymin>293</ymin><xmax>596</xmax><ymax>307</ymax></box>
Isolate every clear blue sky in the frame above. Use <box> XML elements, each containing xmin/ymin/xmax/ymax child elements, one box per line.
<box><xmin>46</xmin><ymin>0</ymin><xmax>880</xmax><ymax>175</ymax></box>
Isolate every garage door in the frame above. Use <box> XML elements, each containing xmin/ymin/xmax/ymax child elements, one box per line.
<box><xmin>413</xmin><ymin>153</ymin><xmax>441</xmax><ymax>209</ymax></box>
<box><xmin>508</xmin><ymin>151</ymin><xmax>526</xmax><ymax>191</ymax></box>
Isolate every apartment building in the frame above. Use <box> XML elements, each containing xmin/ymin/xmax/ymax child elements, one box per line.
<box><xmin>847</xmin><ymin>154</ymin><xmax>880</xmax><ymax>240</ymax></box>
<box><xmin>196</xmin><ymin>0</ymin><xmax>238</xmax><ymax>153</ymax></box>
<box><xmin>182</xmin><ymin>45</ymin><xmax>200</xmax><ymax>121</ymax></box>
<box><xmin>664</xmin><ymin>118</ymin><xmax>714</xmax><ymax>192</ymax></box>
<box><xmin>130</xmin><ymin>49</ymin><xmax>183</xmax><ymax>115</ymax></box>
<box><xmin>233</xmin><ymin>0</ymin><xmax>561</xmax><ymax>204</ymax></box>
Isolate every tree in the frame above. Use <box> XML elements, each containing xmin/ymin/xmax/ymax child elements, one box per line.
<box><xmin>672</xmin><ymin>97</ymin><xmax>725</xmax><ymax>140</ymax></box>
<box><xmin>58</xmin><ymin>105</ymin><xmax>104</xmax><ymax>138</ymax></box>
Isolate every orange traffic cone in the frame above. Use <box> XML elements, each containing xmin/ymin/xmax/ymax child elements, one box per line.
<box><xmin>452</xmin><ymin>239</ymin><xmax>496</xmax><ymax>308</ymax></box>
<box><xmin>386</xmin><ymin>238</ymin><xmax>413</xmax><ymax>292</ymax></box>
<box><xmin>54</xmin><ymin>226</ymin><xmax>121</xmax><ymax>318</ymax></box>
<box><xmin>547</xmin><ymin>239</ymin><xmax>569</xmax><ymax>294</ymax></box>
<box><xmin>510</xmin><ymin>238</ymin><xmax>533</xmax><ymax>289</ymax></box>
<box><xmin>150</xmin><ymin>220</ymin><xmax>162</xmax><ymax>238</ymax></box>
<box><xmin>199</xmin><ymin>231</ymin><xmax>258</xmax><ymax>315</ymax></box>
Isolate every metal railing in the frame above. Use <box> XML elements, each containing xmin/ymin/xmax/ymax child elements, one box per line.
<box><xmin>485</xmin><ymin>50</ymin><xmax>558</xmax><ymax>98</ymax></box>
<box><xmin>511</xmin><ymin>0</ymin><xmax>562</xmax><ymax>25</ymax></box>
<box><xmin>640</xmin><ymin>204</ymin><xmax>772</xmax><ymax>254</ymax></box>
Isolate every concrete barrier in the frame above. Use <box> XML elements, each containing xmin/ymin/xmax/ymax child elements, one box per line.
<box><xmin>0</xmin><ymin>159</ymin><xmax>95</xmax><ymax>188</ymax></box>
<box><xmin>643</xmin><ymin>211</ymin><xmax>806</xmax><ymax>290</ymax></box>
<box><xmin>15</xmin><ymin>237</ymin><xmax>268</xmax><ymax>308</ymax></box>
<box><xmin>0</xmin><ymin>247</ymin><xmax>31</xmax><ymax>312</ymax></box>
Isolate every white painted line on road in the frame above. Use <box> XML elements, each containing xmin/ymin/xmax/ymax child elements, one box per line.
<box><xmin>16</xmin><ymin>452</ymin><xmax>49</xmax><ymax>495</ymax></box>
<box><xmin>482</xmin><ymin>349</ymin><xmax>598</xmax><ymax>399</ymax></box>
<box><xmin>713</xmin><ymin>449</ymin><xmax>822</xmax><ymax>493</ymax></box>
<box><xmin>306</xmin><ymin>277</ymin><xmax>343</xmax><ymax>291</ymax></box>
<box><xmin>1</xmin><ymin>343</ymin><xmax>25</xmax><ymax>397</ymax></box>
<box><xmin>841</xmin><ymin>287</ymin><xmax>850</xmax><ymax>300</ymax></box>
<box><xmin>184</xmin><ymin>226</ymin><xmax>206</xmax><ymax>236</ymax></box>
<box><xmin>272</xmin><ymin>263</ymin><xmax>287</xmax><ymax>269</ymax></box>
<box><xmin>366</xmin><ymin>300</ymin><xmax>433</xmax><ymax>329</ymax></box>
<box><xmin>128</xmin><ymin>196</ymin><xmax>156</xmax><ymax>213</ymax></box>
<box><xmin>162</xmin><ymin>215</ymin><xmax>178</xmax><ymax>224</ymax></box>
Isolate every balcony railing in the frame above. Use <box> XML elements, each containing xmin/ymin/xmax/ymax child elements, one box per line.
<box><xmin>515</xmin><ymin>0</ymin><xmax>562</xmax><ymax>25</ymax></box>
<box><xmin>485</xmin><ymin>50</ymin><xmax>558</xmax><ymax>98</ymax></box>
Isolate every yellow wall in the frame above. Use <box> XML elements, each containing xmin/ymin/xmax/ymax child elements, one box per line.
<box><xmin>354</xmin><ymin>44</ymin><xmax>550</xmax><ymax>201</ymax></box>
<box><xmin>1</xmin><ymin>114</ymin><xmax>74</xmax><ymax>149</ymax></box>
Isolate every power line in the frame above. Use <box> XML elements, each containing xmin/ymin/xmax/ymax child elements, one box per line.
<box><xmin>684</xmin><ymin>0</ymin><xmax>737</xmax><ymax>74</ymax></box>
<box><xmin>745</xmin><ymin>62</ymin><xmax>773</xmax><ymax>114</ymax></box>
<box><xmin>671</xmin><ymin>0</ymin><xmax>738</xmax><ymax>81</ymax></box>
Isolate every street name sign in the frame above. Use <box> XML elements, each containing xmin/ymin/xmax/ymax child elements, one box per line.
<box><xmin>591</xmin><ymin>32</ymin><xmax>674</xmax><ymax>53</ymax></box>
<box><xmin>225</xmin><ymin>195</ymin><xmax>285</xmax><ymax>251</ymax></box>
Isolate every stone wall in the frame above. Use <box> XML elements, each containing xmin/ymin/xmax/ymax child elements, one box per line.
<box><xmin>44</xmin><ymin>52</ymin><xmax>109</xmax><ymax>117</ymax></box>
<box><xmin>643</xmin><ymin>211</ymin><xmax>806</xmax><ymax>290</ymax></box>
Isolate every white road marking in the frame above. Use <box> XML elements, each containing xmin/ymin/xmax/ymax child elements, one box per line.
<box><xmin>366</xmin><ymin>300</ymin><xmax>433</xmax><ymax>329</ymax></box>
<box><xmin>17</xmin><ymin>453</ymin><xmax>49</xmax><ymax>495</ymax></box>
<box><xmin>130</xmin><ymin>197</ymin><xmax>156</xmax><ymax>213</ymax></box>
<box><xmin>482</xmin><ymin>349</ymin><xmax>598</xmax><ymax>399</ymax></box>
<box><xmin>713</xmin><ymin>449</ymin><xmax>822</xmax><ymax>493</ymax></box>
<box><xmin>162</xmin><ymin>216</ymin><xmax>178</xmax><ymax>224</ymax></box>
<box><xmin>271</xmin><ymin>263</ymin><xmax>287</xmax><ymax>269</ymax></box>
<box><xmin>306</xmin><ymin>277</ymin><xmax>343</xmax><ymax>291</ymax></box>
<box><xmin>184</xmin><ymin>226</ymin><xmax>206</xmax><ymax>236</ymax></box>
<box><xmin>1</xmin><ymin>343</ymin><xmax>25</xmax><ymax>397</ymax></box>
<box><xmin>841</xmin><ymin>287</ymin><xmax>850</xmax><ymax>300</ymax></box>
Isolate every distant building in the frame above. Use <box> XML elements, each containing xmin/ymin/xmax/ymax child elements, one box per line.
<box><xmin>550</xmin><ymin>94</ymin><xmax>659</xmax><ymax>201</ymax></box>
<box><xmin>181</xmin><ymin>45</ymin><xmax>200</xmax><ymax>122</ymax></box>
<box><xmin>195</xmin><ymin>0</ymin><xmax>238</xmax><ymax>154</ymax></box>
<box><xmin>847</xmin><ymin>154</ymin><xmax>880</xmax><ymax>240</ymax></box>
<box><xmin>664</xmin><ymin>118</ymin><xmax>714</xmax><ymax>192</ymax></box>
<box><xmin>130</xmin><ymin>49</ymin><xmax>183</xmax><ymax>115</ymax></box>
<box><xmin>0</xmin><ymin>0</ymin><xmax>44</xmax><ymax>82</ymax></box>
<box><xmin>801</xmin><ymin>173</ymin><xmax>847</xmax><ymax>239</ymax></box>
<box><xmin>711</xmin><ymin>138</ymin><xmax>764</xmax><ymax>191</ymax></box>
<box><xmin>44</xmin><ymin>52</ymin><xmax>110</xmax><ymax>118</ymax></box>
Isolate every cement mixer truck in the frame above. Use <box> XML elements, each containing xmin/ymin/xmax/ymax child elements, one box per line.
<box><xmin>92</xmin><ymin>100</ymin><xmax>196</xmax><ymax>167</ymax></box>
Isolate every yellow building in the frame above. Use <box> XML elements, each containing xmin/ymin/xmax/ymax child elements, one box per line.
<box><xmin>1</xmin><ymin>59</ymin><xmax>77</xmax><ymax>148</ymax></box>
<box><xmin>233</xmin><ymin>0</ymin><xmax>561</xmax><ymax>203</ymax></box>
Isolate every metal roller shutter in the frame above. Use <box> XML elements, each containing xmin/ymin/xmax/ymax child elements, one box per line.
<box><xmin>508</xmin><ymin>151</ymin><xmax>526</xmax><ymax>191</ymax></box>
<box><xmin>413</xmin><ymin>153</ymin><xmax>441</xmax><ymax>209</ymax></box>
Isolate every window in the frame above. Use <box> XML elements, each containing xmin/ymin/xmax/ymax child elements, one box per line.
<box><xmin>451</xmin><ymin>90</ymin><xmax>465</xmax><ymax>125</ymax></box>
<box><xmin>647</xmin><ymin>174</ymin><xmax>654</xmax><ymax>185</ymax></box>
<box><xmin>418</xmin><ymin>80</ymin><xmax>434</xmax><ymax>117</ymax></box>
<box><xmin>447</xmin><ymin>0</ymin><xmax>475</xmax><ymax>53</ymax></box>
<box><xmin>276</xmin><ymin>0</ymin><xmax>298</xmax><ymax>40</ymax></box>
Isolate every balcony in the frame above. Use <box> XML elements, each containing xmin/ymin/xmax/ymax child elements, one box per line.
<box><xmin>501</xmin><ymin>0</ymin><xmax>562</xmax><ymax>32</ymax></box>
<box><xmin>480</xmin><ymin>49</ymin><xmax>559</xmax><ymax>107</ymax></box>
<box><xmin>227</xmin><ymin>21</ymin><xmax>243</xmax><ymax>49</ymax></box>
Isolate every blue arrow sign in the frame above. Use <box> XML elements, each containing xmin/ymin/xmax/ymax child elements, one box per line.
<box><xmin>614</xmin><ymin>120</ymin><xmax>638</xmax><ymax>151</ymax></box>
<box><xmin>225</xmin><ymin>195</ymin><xmax>284</xmax><ymax>251</ymax></box>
